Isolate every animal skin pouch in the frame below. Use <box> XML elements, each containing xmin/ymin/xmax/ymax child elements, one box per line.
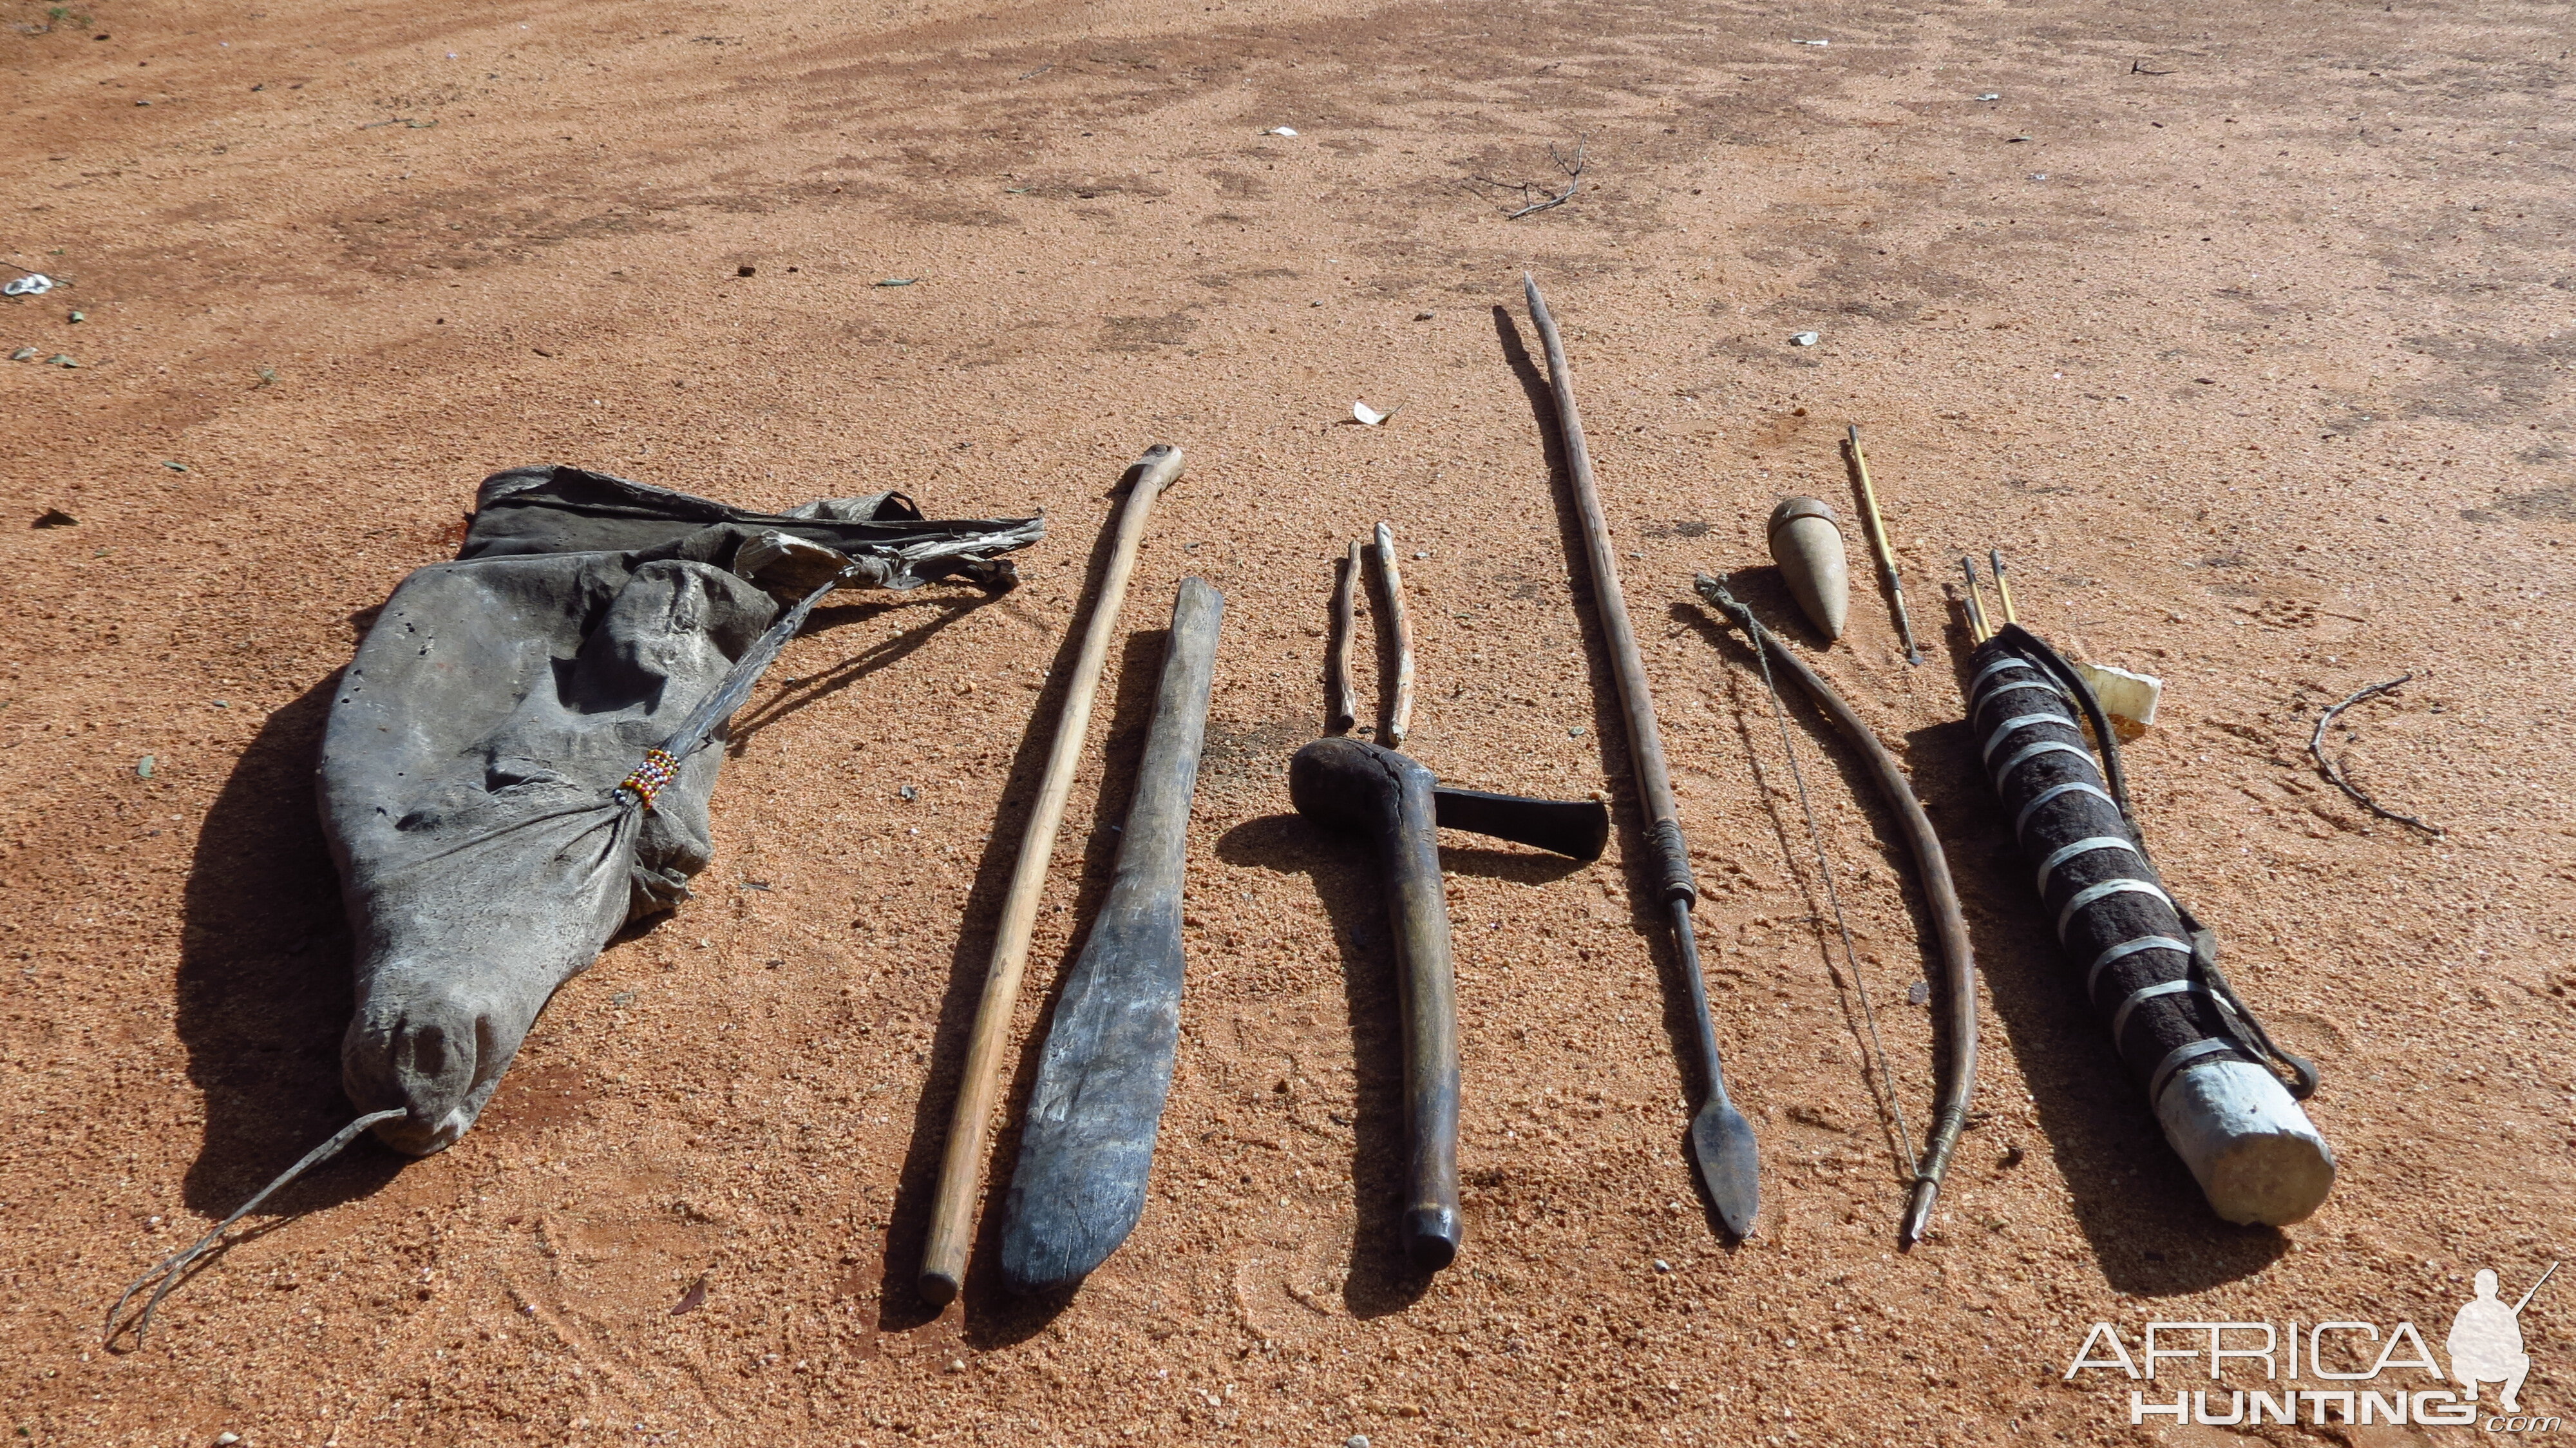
<box><xmin>327</xmin><ymin>466</ymin><xmax>1039</xmax><ymax>1154</ymax></box>
<box><xmin>110</xmin><ymin>466</ymin><xmax>1039</xmax><ymax>1343</ymax></box>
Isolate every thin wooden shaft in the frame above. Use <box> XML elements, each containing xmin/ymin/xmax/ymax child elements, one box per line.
<box><xmin>919</xmin><ymin>443</ymin><xmax>1183</xmax><ymax>1306</ymax></box>
<box><xmin>2511</xmin><ymin>1262</ymin><xmax>2558</xmax><ymax>1315</ymax></box>
<box><xmin>1371</xmin><ymin>522</ymin><xmax>1415</xmax><ymax>745</ymax></box>
<box><xmin>1326</xmin><ymin>540</ymin><xmax>1362</xmax><ymax>734</ymax></box>
<box><xmin>1522</xmin><ymin>276</ymin><xmax>1696</xmax><ymax>912</ymax></box>
<box><xmin>1845</xmin><ymin>426</ymin><xmax>1922</xmax><ymax>665</ymax></box>
<box><xmin>1960</xmin><ymin>556</ymin><xmax>1991</xmax><ymax>642</ymax></box>
<box><xmin>1846</xmin><ymin>429</ymin><xmax>1899</xmax><ymax>576</ymax></box>
<box><xmin>1989</xmin><ymin>549</ymin><xmax>2018</xmax><ymax>627</ymax></box>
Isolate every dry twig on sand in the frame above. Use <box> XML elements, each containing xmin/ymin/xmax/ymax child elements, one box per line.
<box><xmin>2309</xmin><ymin>673</ymin><xmax>2443</xmax><ymax>837</ymax></box>
<box><xmin>1469</xmin><ymin>137</ymin><xmax>1589</xmax><ymax>219</ymax></box>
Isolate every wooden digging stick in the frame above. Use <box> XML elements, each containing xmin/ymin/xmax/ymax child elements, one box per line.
<box><xmin>919</xmin><ymin>442</ymin><xmax>1184</xmax><ymax>1306</ymax></box>
<box><xmin>1327</xmin><ymin>538</ymin><xmax>1363</xmax><ymax>734</ymax></box>
<box><xmin>1370</xmin><ymin>522</ymin><xmax>1416</xmax><ymax>745</ymax></box>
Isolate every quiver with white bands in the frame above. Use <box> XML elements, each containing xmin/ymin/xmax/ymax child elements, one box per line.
<box><xmin>1966</xmin><ymin>625</ymin><xmax>2333</xmax><ymax>1227</ymax></box>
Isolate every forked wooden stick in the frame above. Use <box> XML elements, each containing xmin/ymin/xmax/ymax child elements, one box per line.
<box><xmin>919</xmin><ymin>443</ymin><xmax>1184</xmax><ymax>1306</ymax></box>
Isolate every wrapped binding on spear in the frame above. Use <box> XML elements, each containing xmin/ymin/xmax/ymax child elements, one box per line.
<box><xmin>108</xmin><ymin>464</ymin><xmax>1042</xmax><ymax>1344</ymax></box>
<box><xmin>1957</xmin><ymin>557</ymin><xmax>2333</xmax><ymax>1227</ymax></box>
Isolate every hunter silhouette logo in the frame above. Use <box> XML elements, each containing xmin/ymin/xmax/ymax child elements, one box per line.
<box><xmin>2065</xmin><ymin>1260</ymin><xmax>2560</xmax><ymax>1430</ymax></box>
<box><xmin>2450</xmin><ymin>1264</ymin><xmax>2555</xmax><ymax>1414</ymax></box>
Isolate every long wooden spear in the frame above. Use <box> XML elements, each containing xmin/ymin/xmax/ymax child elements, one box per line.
<box><xmin>1523</xmin><ymin>276</ymin><xmax>1760</xmax><ymax>1237</ymax></box>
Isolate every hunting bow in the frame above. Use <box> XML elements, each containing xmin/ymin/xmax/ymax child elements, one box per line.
<box><xmin>1698</xmin><ymin>578</ymin><xmax>1977</xmax><ymax>1243</ymax></box>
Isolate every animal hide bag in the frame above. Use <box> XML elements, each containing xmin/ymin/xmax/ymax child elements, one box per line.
<box><xmin>321</xmin><ymin>465</ymin><xmax>1042</xmax><ymax>1155</ymax></box>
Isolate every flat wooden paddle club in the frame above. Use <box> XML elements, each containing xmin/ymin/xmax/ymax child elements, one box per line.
<box><xmin>996</xmin><ymin>577</ymin><xmax>1225</xmax><ymax>1295</ymax></box>
<box><xmin>1524</xmin><ymin>276</ymin><xmax>1761</xmax><ymax>1237</ymax></box>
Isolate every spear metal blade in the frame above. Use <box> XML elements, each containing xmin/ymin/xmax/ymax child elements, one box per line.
<box><xmin>1690</xmin><ymin>1097</ymin><xmax>1763</xmax><ymax>1239</ymax></box>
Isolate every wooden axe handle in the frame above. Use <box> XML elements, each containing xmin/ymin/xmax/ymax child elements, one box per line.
<box><xmin>1288</xmin><ymin>737</ymin><xmax>1460</xmax><ymax>1270</ymax></box>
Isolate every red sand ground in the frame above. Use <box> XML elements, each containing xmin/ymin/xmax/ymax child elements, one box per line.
<box><xmin>1</xmin><ymin>0</ymin><xmax>2570</xmax><ymax>1443</ymax></box>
